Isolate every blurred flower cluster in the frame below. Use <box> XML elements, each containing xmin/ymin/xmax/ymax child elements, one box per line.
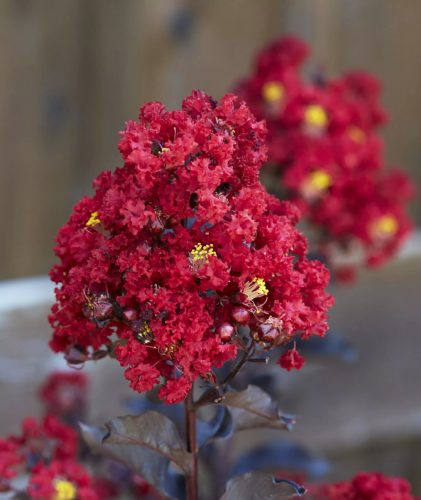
<box><xmin>39</xmin><ymin>371</ymin><xmax>88</xmax><ymax>425</ymax></box>
<box><xmin>236</xmin><ymin>36</ymin><xmax>415</xmax><ymax>281</ymax></box>
<box><xmin>310</xmin><ymin>471</ymin><xmax>417</xmax><ymax>499</ymax></box>
<box><xmin>49</xmin><ymin>91</ymin><xmax>333</xmax><ymax>403</ymax></box>
<box><xmin>0</xmin><ymin>412</ymin><xmax>98</xmax><ymax>499</ymax></box>
<box><xmin>0</xmin><ymin>372</ymin><xmax>164</xmax><ymax>500</ymax></box>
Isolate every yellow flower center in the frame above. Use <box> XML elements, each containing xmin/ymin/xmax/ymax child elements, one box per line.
<box><xmin>307</xmin><ymin>170</ymin><xmax>332</xmax><ymax>191</ymax></box>
<box><xmin>373</xmin><ymin>215</ymin><xmax>398</xmax><ymax>236</ymax></box>
<box><xmin>54</xmin><ymin>480</ymin><xmax>76</xmax><ymax>500</ymax></box>
<box><xmin>261</xmin><ymin>81</ymin><xmax>285</xmax><ymax>103</ymax></box>
<box><xmin>348</xmin><ymin>126</ymin><xmax>365</xmax><ymax>143</ymax></box>
<box><xmin>190</xmin><ymin>243</ymin><xmax>217</xmax><ymax>265</ymax></box>
<box><xmin>304</xmin><ymin>104</ymin><xmax>328</xmax><ymax>128</ymax></box>
<box><xmin>86</xmin><ymin>211</ymin><xmax>100</xmax><ymax>227</ymax></box>
<box><xmin>159</xmin><ymin>147</ymin><xmax>170</xmax><ymax>154</ymax></box>
<box><xmin>243</xmin><ymin>277</ymin><xmax>269</xmax><ymax>302</ymax></box>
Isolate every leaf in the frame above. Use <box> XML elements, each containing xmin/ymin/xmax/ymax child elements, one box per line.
<box><xmin>196</xmin><ymin>406</ymin><xmax>234</xmax><ymax>448</ymax></box>
<box><xmin>126</xmin><ymin>395</ymin><xmax>185</xmax><ymax>431</ymax></box>
<box><xmin>222</xmin><ymin>385</ymin><xmax>295</xmax><ymax>431</ymax></box>
<box><xmin>230</xmin><ymin>441</ymin><xmax>330</xmax><ymax>480</ymax></box>
<box><xmin>103</xmin><ymin>412</ymin><xmax>191</xmax><ymax>473</ymax></box>
<box><xmin>127</xmin><ymin>395</ymin><xmax>233</xmax><ymax>448</ymax></box>
<box><xmin>80</xmin><ymin>411</ymin><xmax>190</xmax><ymax>499</ymax></box>
<box><xmin>221</xmin><ymin>472</ymin><xmax>306</xmax><ymax>499</ymax></box>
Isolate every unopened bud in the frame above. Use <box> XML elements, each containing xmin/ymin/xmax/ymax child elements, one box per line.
<box><xmin>231</xmin><ymin>306</ymin><xmax>250</xmax><ymax>324</ymax></box>
<box><xmin>217</xmin><ymin>322</ymin><xmax>235</xmax><ymax>342</ymax></box>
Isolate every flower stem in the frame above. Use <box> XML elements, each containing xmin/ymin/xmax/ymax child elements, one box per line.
<box><xmin>221</xmin><ymin>340</ymin><xmax>254</xmax><ymax>387</ymax></box>
<box><xmin>185</xmin><ymin>390</ymin><xmax>198</xmax><ymax>500</ymax></box>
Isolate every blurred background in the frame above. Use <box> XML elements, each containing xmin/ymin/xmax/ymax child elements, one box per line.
<box><xmin>1</xmin><ymin>0</ymin><xmax>421</xmax><ymax>493</ymax></box>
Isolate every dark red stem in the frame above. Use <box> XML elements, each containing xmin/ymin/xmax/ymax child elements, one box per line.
<box><xmin>185</xmin><ymin>390</ymin><xmax>198</xmax><ymax>500</ymax></box>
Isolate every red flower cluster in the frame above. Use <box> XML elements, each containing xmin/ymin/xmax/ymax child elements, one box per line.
<box><xmin>236</xmin><ymin>36</ymin><xmax>414</xmax><ymax>280</ymax></box>
<box><xmin>310</xmin><ymin>472</ymin><xmax>417</xmax><ymax>499</ymax></box>
<box><xmin>0</xmin><ymin>415</ymin><xmax>99</xmax><ymax>499</ymax></box>
<box><xmin>278</xmin><ymin>344</ymin><xmax>305</xmax><ymax>371</ymax></box>
<box><xmin>49</xmin><ymin>91</ymin><xmax>332</xmax><ymax>403</ymax></box>
<box><xmin>39</xmin><ymin>371</ymin><xmax>88</xmax><ymax>420</ymax></box>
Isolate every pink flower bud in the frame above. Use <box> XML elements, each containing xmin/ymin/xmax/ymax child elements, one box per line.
<box><xmin>217</xmin><ymin>322</ymin><xmax>235</xmax><ymax>342</ymax></box>
<box><xmin>257</xmin><ymin>323</ymin><xmax>280</xmax><ymax>345</ymax></box>
<box><xmin>231</xmin><ymin>306</ymin><xmax>250</xmax><ymax>324</ymax></box>
<box><xmin>122</xmin><ymin>308</ymin><xmax>138</xmax><ymax>322</ymax></box>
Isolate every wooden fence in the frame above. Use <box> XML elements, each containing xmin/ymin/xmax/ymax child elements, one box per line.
<box><xmin>0</xmin><ymin>0</ymin><xmax>420</xmax><ymax>278</ymax></box>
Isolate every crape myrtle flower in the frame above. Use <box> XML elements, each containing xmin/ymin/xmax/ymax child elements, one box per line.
<box><xmin>49</xmin><ymin>90</ymin><xmax>333</xmax><ymax>404</ymax></box>
<box><xmin>28</xmin><ymin>460</ymin><xmax>99</xmax><ymax>500</ymax></box>
<box><xmin>278</xmin><ymin>345</ymin><xmax>305</xmax><ymax>371</ymax></box>
<box><xmin>310</xmin><ymin>472</ymin><xmax>416</xmax><ymax>500</ymax></box>
<box><xmin>0</xmin><ymin>439</ymin><xmax>22</xmax><ymax>486</ymax></box>
<box><xmin>10</xmin><ymin>415</ymin><xmax>78</xmax><ymax>464</ymax></box>
<box><xmin>236</xmin><ymin>36</ymin><xmax>415</xmax><ymax>280</ymax></box>
<box><xmin>39</xmin><ymin>371</ymin><xmax>88</xmax><ymax>422</ymax></box>
<box><xmin>0</xmin><ymin>416</ymin><xmax>100</xmax><ymax>500</ymax></box>
<box><xmin>235</xmin><ymin>36</ymin><xmax>308</xmax><ymax>127</ymax></box>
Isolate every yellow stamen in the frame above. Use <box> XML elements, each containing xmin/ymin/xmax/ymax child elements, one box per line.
<box><xmin>54</xmin><ymin>480</ymin><xmax>76</xmax><ymax>500</ymax></box>
<box><xmin>137</xmin><ymin>322</ymin><xmax>153</xmax><ymax>344</ymax></box>
<box><xmin>348</xmin><ymin>126</ymin><xmax>365</xmax><ymax>143</ymax></box>
<box><xmin>190</xmin><ymin>243</ymin><xmax>217</xmax><ymax>265</ymax></box>
<box><xmin>261</xmin><ymin>81</ymin><xmax>285</xmax><ymax>103</ymax></box>
<box><xmin>159</xmin><ymin>147</ymin><xmax>170</xmax><ymax>154</ymax></box>
<box><xmin>161</xmin><ymin>343</ymin><xmax>178</xmax><ymax>357</ymax></box>
<box><xmin>86</xmin><ymin>211</ymin><xmax>100</xmax><ymax>227</ymax></box>
<box><xmin>304</xmin><ymin>104</ymin><xmax>328</xmax><ymax>128</ymax></box>
<box><xmin>243</xmin><ymin>277</ymin><xmax>269</xmax><ymax>302</ymax></box>
<box><xmin>373</xmin><ymin>215</ymin><xmax>398</xmax><ymax>236</ymax></box>
<box><xmin>307</xmin><ymin>170</ymin><xmax>332</xmax><ymax>191</ymax></box>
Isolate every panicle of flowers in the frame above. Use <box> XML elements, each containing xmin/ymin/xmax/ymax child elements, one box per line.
<box><xmin>39</xmin><ymin>371</ymin><xmax>88</xmax><ymax>423</ymax></box>
<box><xmin>0</xmin><ymin>415</ymin><xmax>99</xmax><ymax>499</ymax></box>
<box><xmin>49</xmin><ymin>90</ymin><xmax>333</xmax><ymax>404</ymax></box>
<box><xmin>235</xmin><ymin>35</ymin><xmax>415</xmax><ymax>281</ymax></box>
<box><xmin>309</xmin><ymin>472</ymin><xmax>416</xmax><ymax>499</ymax></box>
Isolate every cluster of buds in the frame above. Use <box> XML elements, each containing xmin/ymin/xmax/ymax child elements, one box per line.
<box><xmin>49</xmin><ymin>91</ymin><xmax>332</xmax><ymax>404</ymax></box>
<box><xmin>236</xmin><ymin>36</ymin><xmax>415</xmax><ymax>280</ymax></box>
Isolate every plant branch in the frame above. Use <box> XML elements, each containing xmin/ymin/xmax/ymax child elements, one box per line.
<box><xmin>221</xmin><ymin>340</ymin><xmax>255</xmax><ymax>388</ymax></box>
<box><xmin>185</xmin><ymin>390</ymin><xmax>198</xmax><ymax>500</ymax></box>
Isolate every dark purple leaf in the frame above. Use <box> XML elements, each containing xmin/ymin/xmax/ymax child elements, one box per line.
<box><xmin>126</xmin><ymin>395</ymin><xmax>185</xmax><ymax>431</ymax></box>
<box><xmin>196</xmin><ymin>406</ymin><xmax>233</xmax><ymax>448</ymax></box>
<box><xmin>221</xmin><ymin>385</ymin><xmax>295</xmax><ymax>431</ymax></box>
<box><xmin>80</xmin><ymin>411</ymin><xmax>190</xmax><ymax>499</ymax></box>
<box><xmin>221</xmin><ymin>472</ymin><xmax>306</xmax><ymax>499</ymax></box>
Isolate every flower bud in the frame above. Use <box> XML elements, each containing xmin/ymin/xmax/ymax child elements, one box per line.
<box><xmin>82</xmin><ymin>305</ymin><xmax>94</xmax><ymax>320</ymax></box>
<box><xmin>83</xmin><ymin>295</ymin><xmax>114</xmax><ymax>321</ymax></box>
<box><xmin>122</xmin><ymin>308</ymin><xmax>138</xmax><ymax>322</ymax></box>
<box><xmin>65</xmin><ymin>346</ymin><xmax>86</xmax><ymax>365</ymax></box>
<box><xmin>257</xmin><ymin>323</ymin><xmax>280</xmax><ymax>345</ymax></box>
<box><xmin>231</xmin><ymin>306</ymin><xmax>250</xmax><ymax>324</ymax></box>
<box><xmin>149</xmin><ymin>218</ymin><xmax>164</xmax><ymax>234</ymax></box>
<box><xmin>217</xmin><ymin>322</ymin><xmax>235</xmax><ymax>342</ymax></box>
<box><xmin>92</xmin><ymin>298</ymin><xmax>114</xmax><ymax>321</ymax></box>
